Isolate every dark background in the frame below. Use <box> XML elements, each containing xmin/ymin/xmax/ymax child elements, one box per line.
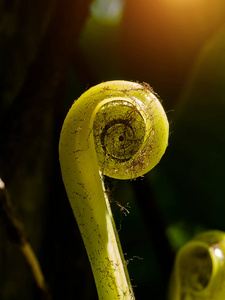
<box><xmin>1</xmin><ymin>0</ymin><xmax>225</xmax><ymax>299</ymax></box>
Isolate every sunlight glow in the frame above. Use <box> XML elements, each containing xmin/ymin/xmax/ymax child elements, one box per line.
<box><xmin>214</xmin><ymin>248</ymin><xmax>223</xmax><ymax>260</ymax></box>
<box><xmin>0</xmin><ymin>178</ymin><xmax>5</xmax><ymax>189</ymax></box>
<box><xmin>91</xmin><ymin>0</ymin><xmax>125</xmax><ymax>23</ymax></box>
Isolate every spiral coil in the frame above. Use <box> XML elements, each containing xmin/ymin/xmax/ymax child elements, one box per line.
<box><xmin>90</xmin><ymin>81</ymin><xmax>169</xmax><ymax>180</ymax></box>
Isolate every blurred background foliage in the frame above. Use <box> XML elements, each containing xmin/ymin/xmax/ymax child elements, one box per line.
<box><xmin>1</xmin><ymin>0</ymin><xmax>225</xmax><ymax>299</ymax></box>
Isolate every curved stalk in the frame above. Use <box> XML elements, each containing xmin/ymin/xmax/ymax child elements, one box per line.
<box><xmin>59</xmin><ymin>80</ymin><xmax>169</xmax><ymax>299</ymax></box>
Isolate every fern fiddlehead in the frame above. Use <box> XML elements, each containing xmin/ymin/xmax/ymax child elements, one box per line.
<box><xmin>169</xmin><ymin>230</ymin><xmax>225</xmax><ymax>300</ymax></box>
<box><xmin>59</xmin><ymin>80</ymin><xmax>169</xmax><ymax>299</ymax></box>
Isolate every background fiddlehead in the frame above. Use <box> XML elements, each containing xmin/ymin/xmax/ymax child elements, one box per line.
<box><xmin>59</xmin><ymin>80</ymin><xmax>169</xmax><ymax>299</ymax></box>
<box><xmin>169</xmin><ymin>230</ymin><xmax>225</xmax><ymax>300</ymax></box>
